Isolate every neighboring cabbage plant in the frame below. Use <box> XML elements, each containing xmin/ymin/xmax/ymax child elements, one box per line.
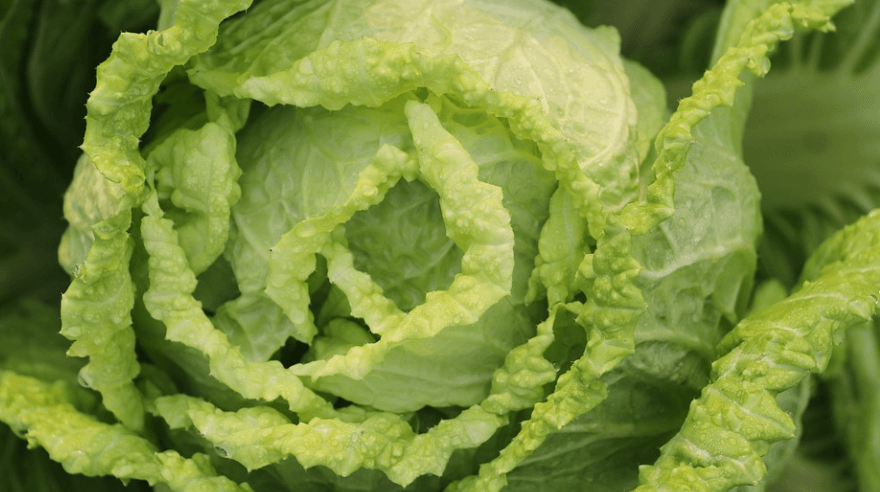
<box><xmin>0</xmin><ymin>1</ymin><xmax>878</xmax><ymax>492</ymax></box>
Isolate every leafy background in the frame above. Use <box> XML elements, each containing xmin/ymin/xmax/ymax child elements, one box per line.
<box><xmin>1</xmin><ymin>1</ymin><xmax>157</xmax><ymax>490</ymax></box>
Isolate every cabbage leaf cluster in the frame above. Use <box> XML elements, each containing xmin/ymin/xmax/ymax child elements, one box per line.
<box><xmin>1</xmin><ymin>0</ymin><xmax>879</xmax><ymax>491</ymax></box>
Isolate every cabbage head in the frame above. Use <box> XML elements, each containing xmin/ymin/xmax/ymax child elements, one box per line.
<box><xmin>1</xmin><ymin>0</ymin><xmax>879</xmax><ymax>491</ymax></box>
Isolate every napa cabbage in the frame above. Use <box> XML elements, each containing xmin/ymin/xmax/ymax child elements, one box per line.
<box><xmin>0</xmin><ymin>0</ymin><xmax>878</xmax><ymax>491</ymax></box>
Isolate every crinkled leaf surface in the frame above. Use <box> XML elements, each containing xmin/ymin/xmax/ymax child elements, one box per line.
<box><xmin>3</xmin><ymin>0</ymin><xmax>880</xmax><ymax>491</ymax></box>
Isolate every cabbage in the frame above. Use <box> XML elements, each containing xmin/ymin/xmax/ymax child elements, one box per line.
<box><xmin>1</xmin><ymin>0</ymin><xmax>878</xmax><ymax>491</ymax></box>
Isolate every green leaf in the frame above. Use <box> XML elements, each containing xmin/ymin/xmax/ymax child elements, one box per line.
<box><xmin>636</xmin><ymin>209</ymin><xmax>880</xmax><ymax>491</ymax></box>
<box><xmin>153</xmin><ymin>393</ymin><xmax>506</xmax><ymax>487</ymax></box>
<box><xmin>0</xmin><ymin>372</ymin><xmax>252</xmax><ymax>492</ymax></box>
<box><xmin>139</xmin><ymin>191</ymin><xmax>338</xmax><ymax>421</ymax></box>
<box><xmin>147</xmin><ymin>109</ymin><xmax>242</xmax><ymax>275</ymax></box>
<box><xmin>345</xmin><ymin>178</ymin><xmax>463</xmax><ymax>313</ymax></box>
<box><xmin>268</xmin><ymin>100</ymin><xmax>517</xmax><ymax>410</ymax></box>
<box><xmin>59</xmin><ymin>0</ymin><xmax>254</xmax><ymax>431</ymax></box>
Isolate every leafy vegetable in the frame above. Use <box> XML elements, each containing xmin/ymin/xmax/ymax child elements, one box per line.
<box><xmin>1</xmin><ymin>0</ymin><xmax>878</xmax><ymax>491</ymax></box>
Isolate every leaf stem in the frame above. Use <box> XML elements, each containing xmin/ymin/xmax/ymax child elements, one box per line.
<box><xmin>807</xmin><ymin>30</ymin><xmax>826</xmax><ymax>71</ymax></box>
<box><xmin>789</xmin><ymin>31</ymin><xmax>805</xmax><ymax>71</ymax></box>
<box><xmin>836</xmin><ymin>0</ymin><xmax>880</xmax><ymax>75</ymax></box>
